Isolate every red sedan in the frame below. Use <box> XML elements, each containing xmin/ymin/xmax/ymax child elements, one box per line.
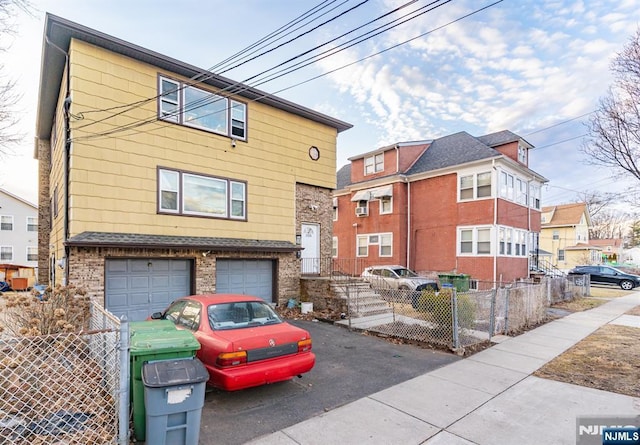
<box><xmin>150</xmin><ymin>294</ymin><xmax>315</xmax><ymax>391</ymax></box>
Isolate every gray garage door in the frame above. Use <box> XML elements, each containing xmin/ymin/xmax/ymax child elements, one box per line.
<box><xmin>105</xmin><ymin>258</ymin><xmax>191</xmax><ymax>322</ymax></box>
<box><xmin>216</xmin><ymin>259</ymin><xmax>274</xmax><ymax>302</ymax></box>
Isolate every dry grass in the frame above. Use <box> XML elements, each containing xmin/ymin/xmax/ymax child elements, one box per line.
<box><xmin>552</xmin><ymin>297</ymin><xmax>607</xmax><ymax>312</ymax></box>
<box><xmin>627</xmin><ymin>306</ymin><xmax>640</xmax><ymax>316</ymax></box>
<box><xmin>588</xmin><ymin>286</ymin><xmax>634</xmax><ymax>298</ymax></box>
<box><xmin>534</xmin><ymin>324</ymin><xmax>640</xmax><ymax>398</ymax></box>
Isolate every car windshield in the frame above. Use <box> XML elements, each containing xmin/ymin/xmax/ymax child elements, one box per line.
<box><xmin>207</xmin><ymin>301</ymin><xmax>282</xmax><ymax>330</ymax></box>
<box><xmin>393</xmin><ymin>267</ymin><xmax>418</xmax><ymax>278</ymax></box>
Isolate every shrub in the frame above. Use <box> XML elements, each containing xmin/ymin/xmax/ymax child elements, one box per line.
<box><xmin>0</xmin><ymin>285</ymin><xmax>91</xmax><ymax>336</ymax></box>
<box><xmin>416</xmin><ymin>289</ymin><xmax>476</xmax><ymax>331</ymax></box>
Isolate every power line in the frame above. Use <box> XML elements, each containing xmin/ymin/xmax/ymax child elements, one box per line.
<box><xmin>71</xmin><ymin>0</ymin><xmax>471</xmax><ymax>142</ymax></box>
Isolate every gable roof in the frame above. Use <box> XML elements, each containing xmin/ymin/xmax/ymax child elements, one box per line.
<box><xmin>0</xmin><ymin>188</ymin><xmax>37</xmax><ymax>209</ymax></box>
<box><xmin>541</xmin><ymin>203</ymin><xmax>589</xmax><ymax>227</ymax></box>
<box><xmin>477</xmin><ymin>130</ymin><xmax>533</xmax><ymax>148</ymax></box>
<box><xmin>36</xmin><ymin>14</ymin><xmax>352</xmax><ymax>141</ymax></box>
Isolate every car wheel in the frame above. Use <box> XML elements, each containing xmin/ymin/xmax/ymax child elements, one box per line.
<box><xmin>399</xmin><ymin>285</ymin><xmax>410</xmax><ymax>291</ymax></box>
<box><xmin>620</xmin><ymin>280</ymin><xmax>634</xmax><ymax>290</ymax></box>
<box><xmin>574</xmin><ymin>277</ymin><xmax>584</xmax><ymax>286</ymax></box>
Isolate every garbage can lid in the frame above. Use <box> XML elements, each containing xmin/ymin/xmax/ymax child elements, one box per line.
<box><xmin>142</xmin><ymin>358</ymin><xmax>209</xmax><ymax>387</ymax></box>
<box><xmin>130</xmin><ymin>328</ymin><xmax>201</xmax><ymax>355</ymax></box>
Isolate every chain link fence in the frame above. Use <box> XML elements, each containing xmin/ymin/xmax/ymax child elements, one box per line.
<box><xmin>343</xmin><ymin>276</ymin><xmax>585</xmax><ymax>353</ymax></box>
<box><xmin>0</xmin><ymin>299</ymin><xmax>123</xmax><ymax>444</ymax></box>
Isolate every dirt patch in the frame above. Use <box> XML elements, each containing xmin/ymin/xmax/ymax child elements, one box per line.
<box><xmin>534</xmin><ymin>324</ymin><xmax>640</xmax><ymax>398</ymax></box>
<box><xmin>627</xmin><ymin>306</ymin><xmax>640</xmax><ymax>316</ymax></box>
<box><xmin>551</xmin><ymin>297</ymin><xmax>608</xmax><ymax>312</ymax></box>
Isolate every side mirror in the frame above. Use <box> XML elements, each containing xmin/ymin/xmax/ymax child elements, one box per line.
<box><xmin>149</xmin><ymin>312</ymin><xmax>163</xmax><ymax>320</ymax></box>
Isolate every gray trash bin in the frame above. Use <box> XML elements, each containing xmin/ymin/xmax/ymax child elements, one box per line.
<box><xmin>142</xmin><ymin>357</ymin><xmax>209</xmax><ymax>445</ymax></box>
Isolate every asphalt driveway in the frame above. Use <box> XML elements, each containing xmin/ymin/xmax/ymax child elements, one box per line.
<box><xmin>197</xmin><ymin>319</ymin><xmax>460</xmax><ymax>445</ymax></box>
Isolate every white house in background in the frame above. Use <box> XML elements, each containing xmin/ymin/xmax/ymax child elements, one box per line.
<box><xmin>0</xmin><ymin>188</ymin><xmax>38</xmax><ymax>270</ymax></box>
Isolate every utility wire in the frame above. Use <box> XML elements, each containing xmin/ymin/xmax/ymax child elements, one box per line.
<box><xmin>71</xmin><ymin>0</ymin><xmax>468</xmax><ymax>141</ymax></box>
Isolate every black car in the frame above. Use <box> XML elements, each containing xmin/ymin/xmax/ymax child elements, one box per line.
<box><xmin>568</xmin><ymin>265</ymin><xmax>640</xmax><ymax>290</ymax></box>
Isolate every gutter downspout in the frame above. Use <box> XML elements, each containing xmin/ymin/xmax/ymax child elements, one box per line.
<box><xmin>492</xmin><ymin>160</ymin><xmax>497</xmax><ymax>284</ymax></box>
<box><xmin>404</xmin><ymin>176</ymin><xmax>410</xmax><ymax>268</ymax></box>
<box><xmin>47</xmin><ymin>36</ymin><xmax>71</xmax><ymax>285</ymax></box>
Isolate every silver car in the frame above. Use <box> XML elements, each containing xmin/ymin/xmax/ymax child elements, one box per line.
<box><xmin>361</xmin><ymin>265</ymin><xmax>439</xmax><ymax>291</ymax></box>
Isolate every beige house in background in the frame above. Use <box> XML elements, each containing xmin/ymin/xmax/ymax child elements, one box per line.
<box><xmin>589</xmin><ymin>238</ymin><xmax>624</xmax><ymax>264</ymax></box>
<box><xmin>34</xmin><ymin>14</ymin><xmax>351</xmax><ymax>321</ymax></box>
<box><xmin>539</xmin><ymin>203</ymin><xmax>599</xmax><ymax>271</ymax></box>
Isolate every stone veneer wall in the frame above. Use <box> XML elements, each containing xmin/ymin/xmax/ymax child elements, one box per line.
<box><xmin>36</xmin><ymin>139</ymin><xmax>51</xmax><ymax>285</ymax></box>
<box><xmin>295</xmin><ymin>183</ymin><xmax>333</xmax><ymax>275</ymax></box>
<box><xmin>68</xmin><ymin>246</ymin><xmax>299</xmax><ymax>307</ymax></box>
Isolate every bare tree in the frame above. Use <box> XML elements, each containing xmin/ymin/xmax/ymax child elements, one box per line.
<box><xmin>583</xmin><ymin>28</ymin><xmax>640</xmax><ymax>200</ymax></box>
<box><xmin>0</xmin><ymin>0</ymin><xmax>32</xmax><ymax>157</ymax></box>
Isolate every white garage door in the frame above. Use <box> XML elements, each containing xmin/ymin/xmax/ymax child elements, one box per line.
<box><xmin>105</xmin><ymin>258</ymin><xmax>191</xmax><ymax>322</ymax></box>
<box><xmin>216</xmin><ymin>259</ymin><xmax>274</xmax><ymax>302</ymax></box>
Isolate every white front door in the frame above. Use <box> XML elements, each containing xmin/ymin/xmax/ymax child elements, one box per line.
<box><xmin>301</xmin><ymin>223</ymin><xmax>320</xmax><ymax>274</ymax></box>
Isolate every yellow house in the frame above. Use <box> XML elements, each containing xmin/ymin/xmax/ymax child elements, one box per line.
<box><xmin>539</xmin><ymin>203</ymin><xmax>600</xmax><ymax>272</ymax></box>
<box><xmin>34</xmin><ymin>14</ymin><xmax>351</xmax><ymax>320</ymax></box>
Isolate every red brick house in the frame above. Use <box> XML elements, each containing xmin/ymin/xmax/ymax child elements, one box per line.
<box><xmin>333</xmin><ymin>130</ymin><xmax>548</xmax><ymax>284</ymax></box>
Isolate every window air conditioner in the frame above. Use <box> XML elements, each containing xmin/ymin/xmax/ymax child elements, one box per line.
<box><xmin>355</xmin><ymin>206</ymin><xmax>368</xmax><ymax>216</ymax></box>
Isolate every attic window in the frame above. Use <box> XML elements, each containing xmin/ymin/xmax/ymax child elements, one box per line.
<box><xmin>364</xmin><ymin>154</ymin><xmax>383</xmax><ymax>175</ymax></box>
<box><xmin>518</xmin><ymin>144</ymin><xmax>527</xmax><ymax>163</ymax></box>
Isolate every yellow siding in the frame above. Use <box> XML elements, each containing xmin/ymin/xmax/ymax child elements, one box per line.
<box><xmin>65</xmin><ymin>39</ymin><xmax>339</xmax><ymax>242</ymax></box>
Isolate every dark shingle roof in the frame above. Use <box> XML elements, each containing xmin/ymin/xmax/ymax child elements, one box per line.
<box><xmin>476</xmin><ymin>130</ymin><xmax>521</xmax><ymax>147</ymax></box>
<box><xmin>406</xmin><ymin>131</ymin><xmax>500</xmax><ymax>175</ymax></box>
<box><xmin>66</xmin><ymin>232</ymin><xmax>300</xmax><ymax>252</ymax></box>
<box><xmin>336</xmin><ymin>164</ymin><xmax>352</xmax><ymax>189</ymax></box>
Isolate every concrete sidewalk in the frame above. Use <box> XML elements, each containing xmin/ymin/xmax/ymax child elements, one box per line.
<box><xmin>247</xmin><ymin>292</ymin><xmax>640</xmax><ymax>445</ymax></box>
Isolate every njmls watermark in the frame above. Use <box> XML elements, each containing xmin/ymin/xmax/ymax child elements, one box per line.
<box><xmin>577</xmin><ymin>416</ymin><xmax>640</xmax><ymax>445</ymax></box>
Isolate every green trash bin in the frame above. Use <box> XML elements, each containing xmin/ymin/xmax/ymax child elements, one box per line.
<box><xmin>129</xmin><ymin>321</ymin><xmax>201</xmax><ymax>442</ymax></box>
<box><xmin>452</xmin><ymin>274</ymin><xmax>470</xmax><ymax>292</ymax></box>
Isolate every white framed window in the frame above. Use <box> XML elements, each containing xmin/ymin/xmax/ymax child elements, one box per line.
<box><xmin>332</xmin><ymin>198</ymin><xmax>338</xmax><ymax>221</ymax></box>
<box><xmin>379</xmin><ymin>196</ymin><xmax>392</xmax><ymax>214</ymax></box>
<box><xmin>458</xmin><ymin>227</ymin><xmax>493</xmax><ymax>255</ymax></box>
<box><xmin>498</xmin><ymin>227</ymin><xmax>529</xmax><ymax>257</ymax></box>
<box><xmin>0</xmin><ymin>216</ymin><xmax>13</xmax><ymax>231</ymax></box>
<box><xmin>518</xmin><ymin>144</ymin><xmax>527</xmax><ymax>163</ymax></box>
<box><xmin>355</xmin><ymin>200</ymin><xmax>369</xmax><ymax>216</ymax></box>
<box><xmin>159</xmin><ymin>76</ymin><xmax>247</xmax><ymax>140</ymax></box>
<box><xmin>552</xmin><ymin>230</ymin><xmax>559</xmax><ymax>240</ymax></box>
<box><xmin>332</xmin><ymin>237</ymin><xmax>338</xmax><ymax>258</ymax></box>
<box><xmin>356</xmin><ymin>235</ymin><xmax>368</xmax><ymax>257</ymax></box>
<box><xmin>26</xmin><ymin>217</ymin><xmax>38</xmax><ymax>232</ymax></box>
<box><xmin>379</xmin><ymin>233</ymin><xmax>392</xmax><ymax>256</ymax></box>
<box><xmin>0</xmin><ymin>246</ymin><xmax>12</xmax><ymax>261</ymax></box>
<box><xmin>558</xmin><ymin>249</ymin><xmax>565</xmax><ymax>261</ymax></box>
<box><xmin>368</xmin><ymin>235</ymin><xmax>379</xmax><ymax>244</ymax></box>
<box><xmin>459</xmin><ymin>171</ymin><xmax>492</xmax><ymax>200</ymax></box>
<box><xmin>27</xmin><ymin>246</ymin><xmax>38</xmax><ymax>262</ymax></box>
<box><xmin>364</xmin><ymin>153</ymin><xmax>384</xmax><ymax>175</ymax></box>
<box><xmin>516</xmin><ymin>179</ymin><xmax>527</xmax><ymax>205</ymax></box>
<box><xmin>529</xmin><ymin>184</ymin><xmax>540</xmax><ymax>209</ymax></box>
<box><xmin>158</xmin><ymin>168</ymin><xmax>247</xmax><ymax>220</ymax></box>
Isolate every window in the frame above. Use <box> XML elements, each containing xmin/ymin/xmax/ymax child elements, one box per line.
<box><xmin>558</xmin><ymin>249</ymin><xmax>565</xmax><ymax>261</ymax></box>
<box><xmin>499</xmin><ymin>227</ymin><xmax>506</xmax><ymax>255</ymax></box>
<box><xmin>0</xmin><ymin>216</ymin><xmax>12</xmax><ymax>231</ymax></box>
<box><xmin>159</xmin><ymin>76</ymin><xmax>247</xmax><ymax>140</ymax></box>
<box><xmin>499</xmin><ymin>171</ymin><xmax>515</xmax><ymax>200</ymax></box>
<box><xmin>53</xmin><ymin>186</ymin><xmax>59</xmax><ymax>218</ymax></box>
<box><xmin>518</xmin><ymin>144</ymin><xmax>527</xmax><ymax>163</ymax></box>
<box><xmin>459</xmin><ymin>172</ymin><xmax>492</xmax><ymax>200</ymax></box>
<box><xmin>27</xmin><ymin>217</ymin><xmax>38</xmax><ymax>232</ymax></box>
<box><xmin>516</xmin><ymin>179</ymin><xmax>527</xmax><ymax>205</ymax></box>
<box><xmin>499</xmin><ymin>227</ymin><xmax>528</xmax><ymax>257</ymax></box>
<box><xmin>356</xmin><ymin>200</ymin><xmax>368</xmax><ymax>216</ymax></box>
<box><xmin>460</xmin><ymin>229</ymin><xmax>473</xmax><ymax>253</ymax></box>
<box><xmin>552</xmin><ymin>230</ymin><xmax>559</xmax><ymax>240</ymax></box>
<box><xmin>477</xmin><ymin>229</ymin><xmax>491</xmax><ymax>254</ymax></box>
<box><xmin>0</xmin><ymin>246</ymin><xmax>12</xmax><ymax>261</ymax></box>
<box><xmin>459</xmin><ymin>227</ymin><xmax>493</xmax><ymax>255</ymax></box>
<box><xmin>158</xmin><ymin>168</ymin><xmax>247</xmax><ymax>220</ymax></box>
<box><xmin>332</xmin><ymin>198</ymin><xmax>338</xmax><ymax>221</ymax></box>
<box><xmin>364</xmin><ymin>153</ymin><xmax>384</xmax><ymax>175</ymax></box>
<box><xmin>379</xmin><ymin>233</ymin><xmax>392</xmax><ymax>256</ymax></box>
<box><xmin>379</xmin><ymin>196</ymin><xmax>392</xmax><ymax>214</ymax></box>
<box><xmin>27</xmin><ymin>246</ymin><xmax>38</xmax><ymax>262</ymax></box>
<box><xmin>357</xmin><ymin>235</ymin><xmax>368</xmax><ymax>257</ymax></box>
<box><xmin>460</xmin><ymin>175</ymin><xmax>473</xmax><ymax>200</ymax></box>
<box><xmin>529</xmin><ymin>184</ymin><xmax>540</xmax><ymax>209</ymax></box>
<box><xmin>332</xmin><ymin>237</ymin><xmax>338</xmax><ymax>258</ymax></box>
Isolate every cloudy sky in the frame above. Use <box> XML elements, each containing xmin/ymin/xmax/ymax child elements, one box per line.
<box><xmin>1</xmin><ymin>0</ymin><xmax>639</xmax><ymax>207</ymax></box>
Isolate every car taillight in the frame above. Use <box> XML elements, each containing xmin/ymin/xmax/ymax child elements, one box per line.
<box><xmin>298</xmin><ymin>338</ymin><xmax>312</xmax><ymax>353</ymax></box>
<box><xmin>216</xmin><ymin>351</ymin><xmax>247</xmax><ymax>367</ymax></box>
